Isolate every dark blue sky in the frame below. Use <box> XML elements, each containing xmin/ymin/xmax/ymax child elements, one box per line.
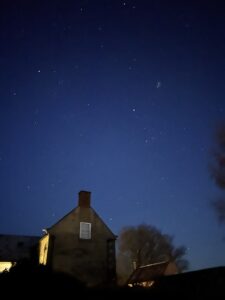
<box><xmin>0</xmin><ymin>0</ymin><xmax>225</xmax><ymax>271</ymax></box>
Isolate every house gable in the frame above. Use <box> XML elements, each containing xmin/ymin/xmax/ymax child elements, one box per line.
<box><xmin>47</xmin><ymin>206</ymin><xmax>116</xmax><ymax>240</ymax></box>
<box><xmin>39</xmin><ymin>191</ymin><xmax>117</xmax><ymax>287</ymax></box>
<box><xmin>46</xmin><ymin>190</ymin><xmax>116</xmax><ymax>240</ymax></box>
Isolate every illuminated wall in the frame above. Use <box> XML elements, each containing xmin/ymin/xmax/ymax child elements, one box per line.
<box><xmin>39</xmin><ymin>234</ymin><xmax>49</xmax><ymax>265</ymax></box>
<box><xmin>0</xmin><ymin>261</ymin><xmax>13</xmax><ymax>272</ymax></box>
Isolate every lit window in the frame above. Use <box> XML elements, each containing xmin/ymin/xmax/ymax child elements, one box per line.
<box><xmin>80</xmin><ymin>222</ymin><xmax>91</xmax><ymax>239</ymax></box>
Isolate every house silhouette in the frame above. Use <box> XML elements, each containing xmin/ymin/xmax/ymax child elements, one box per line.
<box><xmin>39</xmin><ymin>191</ymin><xmax>117</xmax><ymax>287</ymax></box>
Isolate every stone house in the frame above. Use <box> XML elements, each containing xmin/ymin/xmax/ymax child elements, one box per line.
<box><xmin>39</xmin><ymin>191</ymin><xmax>117</xmax><ymax>287</ymax></box>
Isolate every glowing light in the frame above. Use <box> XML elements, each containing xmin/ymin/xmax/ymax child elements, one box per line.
<box><xmin>39</xmin><ymin>234</ymin><xmax>49</xmax><ymax>265</ymax></box>
<box><xmin>0</xmin><ymin>262</ymin><xmax>13</xmax><ymax>272</ymax></box>
<box><xmin>156</xmin><ymin>81</ymin><xmax>161</xmax><ymax>88</ymax></box>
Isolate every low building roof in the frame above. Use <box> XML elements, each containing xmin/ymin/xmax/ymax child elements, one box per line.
<box><xmin>0</xmin><ymin>234</ymin><xmax>40</xmax><ymax>261</ymax></box>
<box><xmin>126</xmin><ymin>261</ymin><xmax>175</xmax><ymax>285</ymax></box>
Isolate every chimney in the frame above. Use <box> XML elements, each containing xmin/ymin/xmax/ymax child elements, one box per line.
<box><xmin>78</xmin><ymin>191</ymin><xmax>91</xmax><ymax>207</ymax></box>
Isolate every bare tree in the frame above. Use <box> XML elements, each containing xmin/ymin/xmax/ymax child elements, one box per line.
<box><xmin>210</xmin><ymin>124</ymin><xmax>225</xmax><ymax>223</ymax></box>
<box><xmin>116</xmin><ymin>224</ymin><xmax>189</xmax><ymax>285</ymax></box>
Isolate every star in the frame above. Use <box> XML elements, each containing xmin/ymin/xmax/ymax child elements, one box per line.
<box><xmin>156</xmin><ymin>81</ymin><xmax>161</xmax><ymax>88</ymax></box>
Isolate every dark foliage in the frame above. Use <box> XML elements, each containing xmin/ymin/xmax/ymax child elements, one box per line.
<box><xmin>116</xmin><ymin>224</ymin><xmax>189</xmax><ymax>285</ymax></box>
<box><xmin>0</xmin><ymin>258</ymin><xmax>85</xmax><ymax>296</ymax></box>
<box><xmin>1</xmin><ymin>264</ymin><xmax>224</xmax><ymax>299</ymax></box>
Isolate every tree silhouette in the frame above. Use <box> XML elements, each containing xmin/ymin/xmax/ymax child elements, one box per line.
<box><xmin>210</xmin><ymin>124</ymin><xmax>225</xmax><ymax>224</ymax></box>
<box><xmin>116</xmin><ymin>224</ymin><xmax>189</xmax><ymax>285</ymax></box>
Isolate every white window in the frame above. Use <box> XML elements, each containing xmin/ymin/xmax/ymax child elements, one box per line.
<box><xmin>80</xmin><ymin>222</ymin><xmax>91</xmax><ymax>239</ymax></box>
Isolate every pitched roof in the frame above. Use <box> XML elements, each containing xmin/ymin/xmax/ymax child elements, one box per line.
<box><xmin>127</xmin><ymin>261</ymin><xmax>171</xmax><ymax>285</ymax></box>
<box><xmin>47</xmin><ymin>206</ymin><xmax>116</xmax><ymax>239</ymax></box>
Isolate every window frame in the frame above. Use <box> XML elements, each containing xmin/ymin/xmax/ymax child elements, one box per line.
<box><xmin>79</xmin><ymin>222</ymin><xmax>92</xmax><ymax>239</ymax></box>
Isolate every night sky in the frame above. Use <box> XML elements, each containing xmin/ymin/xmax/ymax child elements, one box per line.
<box><xmin>1</xmin><ymin>0</ymin><xmax>225</xmax><ymax>271</ymax></box>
